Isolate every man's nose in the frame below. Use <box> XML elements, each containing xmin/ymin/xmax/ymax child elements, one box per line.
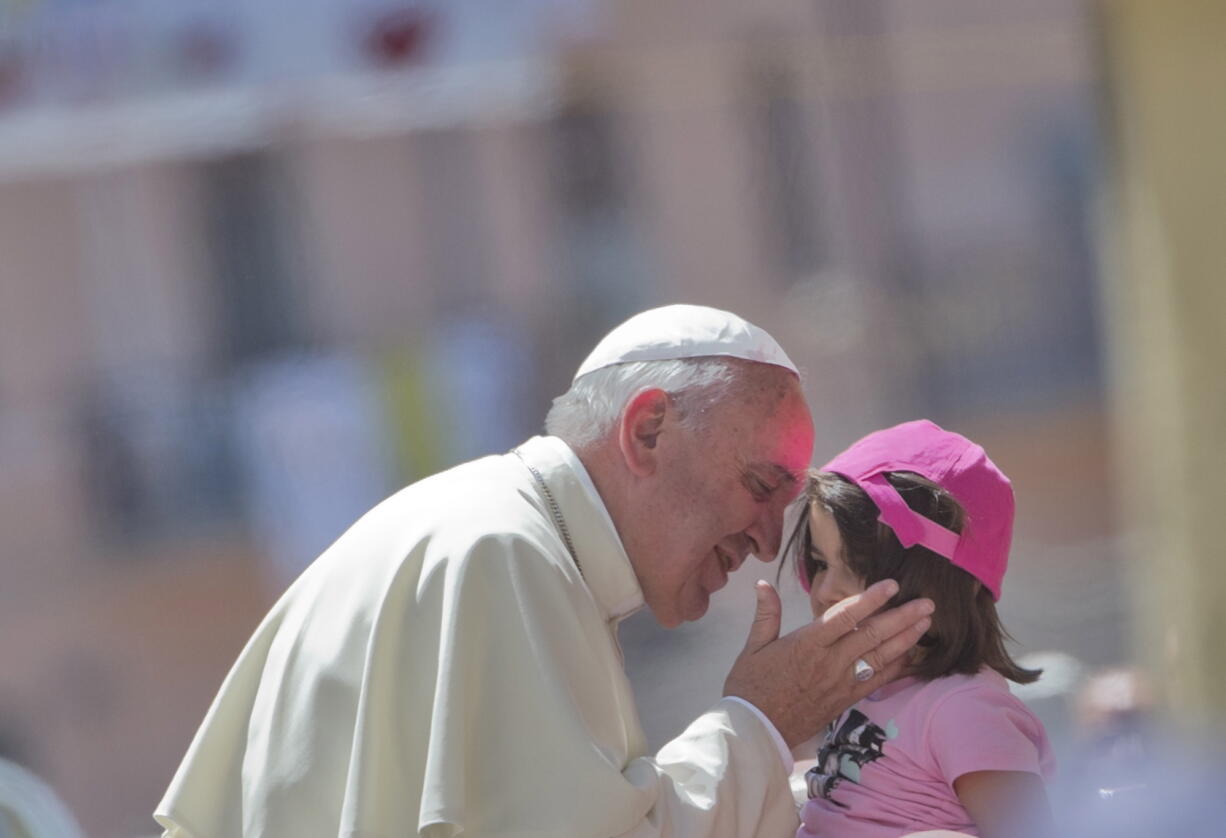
<box><xmin>748</xmin><ymin>497</ymin><xmax>788</xmax><ymax>562</ymax></box>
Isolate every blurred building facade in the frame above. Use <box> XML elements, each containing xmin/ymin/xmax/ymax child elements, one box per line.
<box><xmin>0</xmin><ymin>1</ymin><xmax>1110</xmax><ymax>834</ymax></box>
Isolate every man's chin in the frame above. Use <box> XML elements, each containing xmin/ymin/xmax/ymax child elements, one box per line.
<box><xmin>649</xmin><ymin>596</ymin><xmax>710</xmax><ymax>628</ymax></box>
<box><xmin>680</xmin><ymin>593</ymin><xmax>712</xmax><ymax>624</ymax></box>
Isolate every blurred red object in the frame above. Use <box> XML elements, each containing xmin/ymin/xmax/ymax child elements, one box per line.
<box><xmin>364</xmin><ymin>7</ymin><xmax>432</xmax><ymax>69</ymax></box>
<box><xmin>175</xmin><ymin>20</ymin><xmax>239</xmax><ymax>82</ymax></box>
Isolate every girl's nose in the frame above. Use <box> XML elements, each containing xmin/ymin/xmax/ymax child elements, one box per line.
<box><xmin>818</xmin><ymin>573</ymin><xmax>858</xmax><ymax>612</ymax></box>
<box><xmin>813</xmin><ymin>576</ymin><xmax>845</xmax><ymax>612</ymax></box>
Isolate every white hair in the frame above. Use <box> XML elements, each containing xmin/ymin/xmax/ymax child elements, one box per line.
<box><xmin>544</xmin><ymin>357</ymin><xmax>747</xmax><ymax>449</ymax></box>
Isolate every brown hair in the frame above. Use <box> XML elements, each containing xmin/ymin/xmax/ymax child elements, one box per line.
<box><xmin>784</xmin><ymin>470</ymin><xmax>1040</xmax><ymax>684</ymax></box>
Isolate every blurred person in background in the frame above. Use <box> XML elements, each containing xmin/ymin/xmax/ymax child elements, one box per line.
<box><xmin>153</xmin><ymin>304</ymin><xmax>933</xmax><ymax>838</ymax></box>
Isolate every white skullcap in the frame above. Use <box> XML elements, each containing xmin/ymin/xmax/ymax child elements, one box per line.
<box><xmin>573</xmin><ymin>304</ymin><xmax>799</xmax><ymax>382</ymax></box>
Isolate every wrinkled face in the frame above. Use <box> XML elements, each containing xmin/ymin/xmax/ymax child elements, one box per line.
<box><xmin>805</xmin><ymin>504</ymin><xmax>867</xmax><ymax>618</ymax></box>
<box><xmin>631</xmin><ymin>371</ymin><xmax>815</xmax><ymax>627</ymax></box>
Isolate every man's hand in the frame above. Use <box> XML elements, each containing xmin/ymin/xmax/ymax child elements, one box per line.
<box><xmin>723</xmin><ymin>579</ymin><xmax>933</xmax><ymax>747</ymax></box>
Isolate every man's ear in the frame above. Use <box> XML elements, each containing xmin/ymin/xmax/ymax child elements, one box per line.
<box><xmin>618</xmin><ymin>388</ymin><xmax>670</xmax><ymax>477</ymax></box>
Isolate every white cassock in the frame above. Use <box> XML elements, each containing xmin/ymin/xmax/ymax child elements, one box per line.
<box><xmin>155</xmin><ymin>436</ymin><xmax>799</xmax><ymax>838</ymax></box>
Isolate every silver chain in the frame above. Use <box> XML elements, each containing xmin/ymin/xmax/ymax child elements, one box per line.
<box><xmin>512</xmin><ymin>449</ymin><xmax>584</xmax><ymax>580</ymax></box>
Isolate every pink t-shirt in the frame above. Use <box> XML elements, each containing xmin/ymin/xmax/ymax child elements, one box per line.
<box><xmin>797</xmin><ymin>669</ymin><xmax>1055</xmax><ymax>838</ymax></box>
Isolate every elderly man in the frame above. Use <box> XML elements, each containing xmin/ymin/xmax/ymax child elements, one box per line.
<box><xmin>155</xmin><ymin>305</ymin><xmax>933</xmax><ymax>837</ymax></box>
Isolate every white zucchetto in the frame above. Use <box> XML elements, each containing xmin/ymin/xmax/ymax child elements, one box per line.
<box><xmin>573</xmin><ymin>304</ymin><xmax>799</xmax><ymax>382</ymax></box>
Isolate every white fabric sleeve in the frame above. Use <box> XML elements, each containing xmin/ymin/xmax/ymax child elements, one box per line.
<box><xmin>721</xmin><ymin>696</ymin><xmax>794</xmax><ymax>773</ymax></box>
<box><xmin>418</xmin><ymin>534</ymin><xmax>799</xmax><ymax>838</ymax></box>
<box><xmin>614</xmin><ymin>698</ymin><xmax>800</xmax><ymax>838</ymax></box>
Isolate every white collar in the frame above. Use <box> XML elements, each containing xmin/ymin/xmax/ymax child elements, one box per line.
<box><xmin>512</xmin><ymin>436</ymin><xmax>644</xmax><ymax>622</ymax></box>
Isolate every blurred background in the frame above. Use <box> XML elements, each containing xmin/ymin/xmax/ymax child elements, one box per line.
<box><xmin>0</xmin><ymin>0</ymin><xmax>1222</xmax><ymax>835</ymax></box>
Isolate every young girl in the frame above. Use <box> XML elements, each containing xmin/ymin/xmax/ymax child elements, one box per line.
<box><xmin>789</xmin><ymin>420</ymin><xmax>1056</xmax><ymax>838</ymax></box>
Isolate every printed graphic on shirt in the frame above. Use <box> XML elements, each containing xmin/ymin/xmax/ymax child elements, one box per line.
<box><xmin>805</xmin><ymin>709</ymin><xmax>899</xmax><ymax>805</ymax></box>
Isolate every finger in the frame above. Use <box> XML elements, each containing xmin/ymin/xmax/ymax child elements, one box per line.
<box><xmin>850</xmin><ymin>655</ymin><xmax>909</xmax><ymax>698</ymax></box>
<box><xmin>833</xmin><ymin>595</ymin><xmax>932</xmax><ymax>660</ymax></box>
<box><xmin>845</xmin><ymin>614</ymin><xmax>932</xmax><ymax>677</ymax></box>
<box><xmin>741</xmin><ymin>579</ymin><xmax>783</xmax><ymax>654</ymax></box>
<box><xmin>810</xmin><ymin>579</ymin><xmax>900</xmax><ymax>645</ymax></box>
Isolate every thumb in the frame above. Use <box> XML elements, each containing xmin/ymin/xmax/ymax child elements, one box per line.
<box><xmin>743</xmin><ymin>580</ymin><xmax>782</xmax><ymax>654</ymax></box>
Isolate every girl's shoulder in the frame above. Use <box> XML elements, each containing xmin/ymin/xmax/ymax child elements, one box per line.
<box><xmin>862</xmin><ymin>669</ymin><xmax>1026</xmax><ymax>727</ymax></box>
<box><xmin>903</xmin><ymin>668</ymin><xmax>1028</xmax><ymax>718</ymax></box>
<box><xmin>855</xmin><ymin>669</ymin><xmax>1055</xmax><ymax>783</ymax></box>
<box><xmin>930</xmin><ymin>666</ymin><xmax>1010</xmax><ymax>691</ymax></box>
<box><xmin>915</xmin><ymin>670</ymin><xmax>1057</xmax><ymax>781</ymax></box>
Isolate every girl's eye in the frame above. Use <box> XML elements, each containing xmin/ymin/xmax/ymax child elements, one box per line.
<box><xmin>803</xmin><ymin>552</ymin><xmax>828</xmax><ymax>583</ymax></box>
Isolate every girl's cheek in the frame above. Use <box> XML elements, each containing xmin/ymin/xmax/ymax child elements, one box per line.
<box><xmin>807</xmin><ymin>585</ymin><xmax>825</xmax><ymax>619</ymax></box>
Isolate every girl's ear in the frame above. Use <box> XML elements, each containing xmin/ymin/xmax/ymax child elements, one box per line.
<box><xmin>617</xmin><ymin>388</ymin><xmax>669</xmax><ymax>477</ymax></box>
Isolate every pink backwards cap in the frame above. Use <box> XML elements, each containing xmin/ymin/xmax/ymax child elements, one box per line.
<box><xmin>818</xmin><ymin>419</ymin><xmax>1015</xmax><ymax>600</ymax></box>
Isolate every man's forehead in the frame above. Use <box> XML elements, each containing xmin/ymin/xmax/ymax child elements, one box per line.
<box><xmin>735</xmin><ymin>414</ymin><xmax>813</xmax><ymax>478</ymax></box>
<box><xmin>760</xmin><ymin>400</ymin><xmax>816</xmax><ymax>475</ymax></box>
<box><xmin>751</xmin><ymin>461</ymin><xmax>804</xmax><ymax>484</ymax></box>
<box><xmin>713</xmin><ymin>365</ymin><xmax>814</xmax><ymax>471</ymax></box>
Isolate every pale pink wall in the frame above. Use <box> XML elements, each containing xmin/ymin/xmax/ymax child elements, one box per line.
<box><xmin>0</xmin><ymin>180</ymin><xmax>90</xmax><ymax>408</ymax></box>
<box><xmin>471</xmin><ymin>121</ymin><xmax>557</xmax><ymax>321</ymax></box>
<box><xmin>74</xmin><ymin>165</ymin><xmax>213</xmax><ymax>378</ymax></box>
<box><xmin>292</xmin><ymin>135</ymin><xmax>438</xmax><ymax>347</ymax></box>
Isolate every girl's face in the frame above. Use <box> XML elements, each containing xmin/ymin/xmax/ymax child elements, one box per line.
<box><xmin>806</xmin><ymin>504</ymin><xmax>867</xmax><ymax>618</ymax></box>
